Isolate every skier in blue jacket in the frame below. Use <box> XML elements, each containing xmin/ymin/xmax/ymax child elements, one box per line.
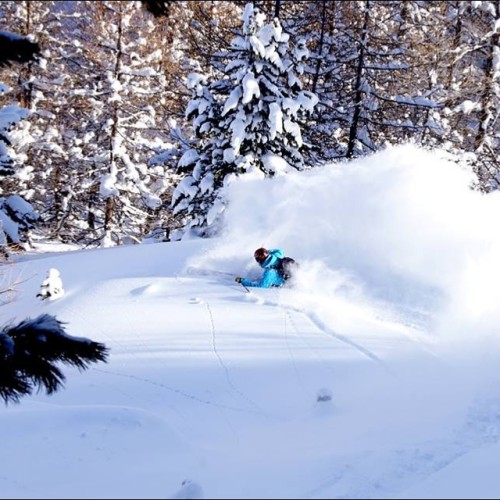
<box><xmin>235</xmin><ymin>247</ymin><xmax>286</xmax><ymax>288</ymax></box>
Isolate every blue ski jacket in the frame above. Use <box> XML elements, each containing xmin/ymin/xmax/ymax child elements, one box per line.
<box><xmin>240</xmin><ymin>248</ymin><xmax>286</xmax><ymax>288</ymax></box>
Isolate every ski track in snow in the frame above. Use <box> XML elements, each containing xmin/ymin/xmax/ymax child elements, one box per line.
<box><xmin>228</xmin><ymin>280</ymin><xmax>493</xmax><ymax>499</ymax></box>
<box><xmin>244</xmin><ymin>287</ymin><xmax>389</xmax><ymax>369</ymax></box>
<box><xmin>203</xmin><ymin>300</ymin><xmax>275</xmax><ymax>419</ymax></box>
<box><xmin>205</xmin><ymin>280</ymin><xmax>496</xmax><ymax>500</ymax></box>
<box><xmin>13</xmin><ymin>264</ymin><xmax>494</xmax><ymax>499</ymax></box>
<box><xmin>59</xmin><ymin>277</ymin><xmax>289</xmax><ymax>428</ymax></box>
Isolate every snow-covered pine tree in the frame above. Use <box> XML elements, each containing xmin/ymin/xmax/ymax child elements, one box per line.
<box><xmin>0</xmin><ymin>1</ymin><xmax>77</xmax><ymax>248</ymax></box>
<box><xmin>0</xmin><ymin>28</ymin><xmax>40</xmax><ymax>252</ymax></box>
<box><xmin>170</xmin><ymin>72</ymin><xmax>225</xmax><ymax>239</ymax></box>
<box><xmin>171</xmin><ymin>2</ymin><xmax>317</xmax><ymax>239</ymax></box>
<box><xmin>145</xmin><ymin>1</ymin><xmax>244</xmax><ymax>241</ymax></box>
<box><xmin>340</xmin><ymin>0</ymin><xmax>442</xmax><ymax>158</ymax></box>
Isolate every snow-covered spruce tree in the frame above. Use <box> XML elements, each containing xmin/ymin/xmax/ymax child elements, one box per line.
<box><xmin>0</xmin><ymin>30</ymin><xmax>41</xmax><ymax>253</ymax></box>
<box><xmin>142</xmin><ymin>1</ymin><xmax>247</xmax><ymax>241</ymax></box>
<box><xmin>170</xmin><ymin>72</ymin><xmax>225</xmax><ymax>239</ymax></box>
<box><xmin>172</xmin><ymin>2</ymin><xmax>317</xmax><ymax>239</ymax></box>
<box><xmin>0</xmin><ymin>1</ymin><xmax>78</xmax><ymax>248</ymax></box>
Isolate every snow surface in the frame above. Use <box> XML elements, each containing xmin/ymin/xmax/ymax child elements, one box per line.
<box><xmin>2</xmin><ymin>144</ymin><xmax>500</xmax><ymax>499</ymax></box>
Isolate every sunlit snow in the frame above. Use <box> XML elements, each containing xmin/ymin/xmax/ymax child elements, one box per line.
<box><xmin>2</xmin><ymin>144</ymin><xmax>500</xmax><ymax>499</ymax></box>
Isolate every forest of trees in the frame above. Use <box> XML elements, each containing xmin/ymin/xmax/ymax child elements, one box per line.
<box><xmin>0</xmin><ymin>0</ymin><xmax>499</xmax><ymax>250</ymax></box>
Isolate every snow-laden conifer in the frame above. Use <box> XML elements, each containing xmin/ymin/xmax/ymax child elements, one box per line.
<box><xmin>172</xmin><ymin>2</ymin><xmax>317</xmax><ymax>239</ymax></box>
<box><xmin>0</xmin><ymin>28</ymin><xmax>41</xmax><ymax>251</ymax></box>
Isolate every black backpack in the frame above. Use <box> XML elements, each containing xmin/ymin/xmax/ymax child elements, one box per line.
<box><xmin>273</xmin><ymin>256</ymin><xmax>298</xmax><ymax>281</ymax></box>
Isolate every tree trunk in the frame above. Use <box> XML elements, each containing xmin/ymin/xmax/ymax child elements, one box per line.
<box><xmin>274</xmin><ymin>0</ymin><xmax>280</xmax><ymax>19</ymax></box>
<box><xmin>446</xmin><ymin>1</ymin><xmax>463</xmax><ymax>91</ymax></box>
<box><xmin>346</xmin><ymin>0</ymin><xmax>370</xmax><ymax>159</ymax></box>
<box><xmin>311</xmin><ymin>0</ymin><xmax>328</xmax><ymax>94</ymax></box>
<box><xmin>104</xmin><ymin>196</ymin><xmax>115</xmax><ymax>235</ymax></box>
<box><xmin>474</xmin><ymin>0</ymin><xmax>500</xmax><ymax>152</ymax></box>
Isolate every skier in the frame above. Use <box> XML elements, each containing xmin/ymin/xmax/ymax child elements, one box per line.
<box><xmin>235</xmin><ymin>247</ymin><xmax>286</xmax><ymax>288</ymax></box>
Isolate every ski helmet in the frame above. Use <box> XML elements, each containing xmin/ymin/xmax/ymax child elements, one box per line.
<box><xmin>254</xmin><ymin>247</ymin><xmax>269</xmax><ymax>264</ymax></box>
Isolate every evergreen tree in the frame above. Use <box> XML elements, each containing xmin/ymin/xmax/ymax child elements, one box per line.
<box><xmin>0</xmin><ymin>2</ymin><xmax>78</xmax><ymax>246</ymax></box>
<box><xmin>171</xmin><ymin>2</ymin><xmax>317</xmax><ymax>239</ymax></box>
<box><xmin>0</xmin><ymin>314</ymin><xmax>109</xmax><ymax>404</ymax></box>
<box><xmin>0</xmin><ymin>28</ymin><xmax>41</xmax><ymax>252</ymax></box>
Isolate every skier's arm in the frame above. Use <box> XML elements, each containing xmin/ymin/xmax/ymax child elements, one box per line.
<box><xmin>240</xmin><ymin>269</ymin><xmax>278</xmax><ymax>288</ymax></box>
<box><xmin>240</xmin><ymin>277</ymin><xmax>259</xmax><ymax>287</ymax></box>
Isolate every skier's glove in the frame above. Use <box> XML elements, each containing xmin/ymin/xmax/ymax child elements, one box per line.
<box><xmin>235</xmin><ymin>277</ymin><xmax>243</xmax><ymax>283</ymax></box>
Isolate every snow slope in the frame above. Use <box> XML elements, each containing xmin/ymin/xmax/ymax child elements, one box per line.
<box><xmin>2</xmin><ymin>145</ymin><xmax>500</xmax><ymax>499</ymax></box>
